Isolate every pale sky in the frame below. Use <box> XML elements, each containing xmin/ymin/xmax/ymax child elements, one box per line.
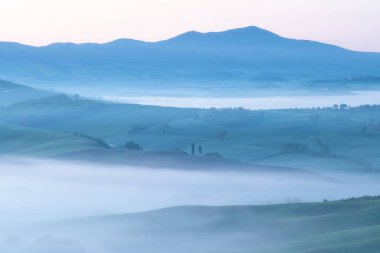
<box><xmin>0</xmin><ymin>0</ymin><xmax>379</xmax><ymax>52</ymax></box>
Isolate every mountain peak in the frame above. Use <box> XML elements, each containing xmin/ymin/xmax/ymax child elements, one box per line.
<box><xmin>229</xmin><ymin>25</ymin><xmax>273</xmax><ymax>32</ymax></box>
<box><xmin>217</xmin><ymin>26</ymin><xmax>281</xmax><ymax>38</ymax></box>
<box><xmin>105</xmin><ymin>38</ymin><xmax>148</xmax><ymax>46</ymax></box>
<box><xmin>159</xmin><ymin>26</ymin><xmax>284</xmax><ymax>47</ymax></box>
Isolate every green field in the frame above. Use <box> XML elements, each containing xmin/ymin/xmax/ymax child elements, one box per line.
<box><xmin>17</xmin><ymin>197</ymin><xmax>380</xmax><ymax>253</ymax></box>
<box><xmin>0</xmin><ymin>123</ymin><xmax>103</xmax><ymax>157</ymax></box>
<box><xmin>1</xmin><ymin>94</ymin><xmax>379</xmax><ymax>174</ymax></box>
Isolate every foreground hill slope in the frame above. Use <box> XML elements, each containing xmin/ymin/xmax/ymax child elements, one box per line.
<box><xmin>18</xmin><ymin>197</ymin><xmax>380</xmax><ymax>253</ymax></box>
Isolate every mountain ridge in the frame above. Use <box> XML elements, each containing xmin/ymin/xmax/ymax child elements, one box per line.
<box><xmin>0</xmin><ymin>26</ymin><xmax>379</xmax><ymax>86</ymax></box>
<box><xmin>0</xmin><ymin>26</ymin><xmax>373</xmax><ymax>53</ymax></box>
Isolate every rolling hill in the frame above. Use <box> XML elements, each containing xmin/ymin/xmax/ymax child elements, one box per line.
<box><xmin>13</xmin><ymin>197</ymin><xmax>380</xmax><ymax>253</ymax></box>
<box><xmin>0</xmin><ymin>123</ymin><xmax>105</xmax><ymax>157</ymax></box>
<box><xmin>0</xmin><ymin>79</ymin><xmax>51</xmax><ymax>105</ymax></box>
<box><xmin>1</xmin><ymin>94</ymin><xmax>379</xmax><ymax>173</ymax></box>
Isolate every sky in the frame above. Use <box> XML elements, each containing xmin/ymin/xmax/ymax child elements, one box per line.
<box><xmin>0</xmin><ymin>0</ymin><xmax>379</xmax><ymax>52</ymax></box>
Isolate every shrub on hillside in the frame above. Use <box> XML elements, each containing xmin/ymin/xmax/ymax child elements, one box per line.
<box><xmin>125</xmin><ymin>141</ymin><xmax>143</xmax><ymax>150</ymax></box>
<box><xmin>282</xmin><ymin>142</ymin><xmax>308</xmax><ymax>153</ymax></box>
<box><xmin>204</xmin><ymin>152</ymin><xmax>223</xmax><ymax>158</ymax></box>
<box><xmin>202</xmin><ymin>107</ymin><xmax>257</xmax><ymax>127</ymax></box>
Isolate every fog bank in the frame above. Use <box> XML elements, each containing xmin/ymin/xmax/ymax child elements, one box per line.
<box><xmin>0</xmin><ymin>156</ymin><xmax>379</xmax><ymax>227</ymax></box>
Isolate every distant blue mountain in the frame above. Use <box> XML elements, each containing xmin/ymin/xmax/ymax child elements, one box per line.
<box><xmin>0</xmin><ymin>26</ymin><xmax>379</xmax><ymax>87</ymax></box>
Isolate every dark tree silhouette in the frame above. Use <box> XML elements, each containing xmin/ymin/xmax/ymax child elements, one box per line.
<box><xmin>216</xmin><ymin>131</ymin><xmax>227</xmax><ymax>140</ymax></box>
<box><xmin>125</xmin><ymin>141</ymin><xmax>143</xmax><ymax>150</ymax></box>
<box><xmin>340</xmin><ymin>104</ymin><xmax>348</xmax><ymax>110</ymax></box>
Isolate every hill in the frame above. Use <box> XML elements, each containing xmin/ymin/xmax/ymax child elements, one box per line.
<box><xmin>0</xmin><ymin>123</ymin><xmax>105</xmax><ymax>157</ymax></box>
<box><xmin>0</xmin><ymin>79</ymin><xmax>51</xmax><ymax>105</ymax></box>
<box><xmin>13</xmin><ymin>198</ymin><xmax>380</xmax><ymax>253</ymax></box>
<box><xmin>0</xmin><ymin>27</ymin><xmax>379</xmax><ymax>90</ymax></box>
<box><xmin>0</xmin><ymin>94</ymin><xmax>199</xmax><ymax>139</ymax></box>
<box><xmin>1</xmin><ymin>95</ymin><xmax>379</xmax><ymax>173</ymax></box>
<box><xmin>0</xmin><ymin>96</ymin><xmax>316</xmax><ymax>175</ymax></box>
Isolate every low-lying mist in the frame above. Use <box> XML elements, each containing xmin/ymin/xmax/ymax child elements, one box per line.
<box><xmin>0</xmin><ymin>156</ymin><xmax>378</xmax><ymax>225</ymax></box>
<box><xmin>103</xmin><ymin>91</ymin><xmax>380</xmax><ymax>109</ymax></box>
<box><xmin>1</xmin><ymin>156</ymin><xmax>380</xmax><ymax>253</ymax></box>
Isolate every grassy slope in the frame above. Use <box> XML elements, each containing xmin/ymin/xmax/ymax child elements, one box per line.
<box><xmin>1</xmin><ymin>95</ymin><xmax>379</xmax><ymax>173</ymax></box>
<box><xmin>0</xmin><ymin>94</ymin><xmax>198</xmax><ymax>140</ymax></box>
<box><xmin>0</xmin><ymin>79</ymin><xmax>51</xmax><ymax>105</ymax></box>
<box><xmin>36</xmin><ymin>198</ymin><xmax>380</xmax><ymax>253</ymax></box>
<box><xmin>0</xmin><ymin>123</ymin><xmax>102</xmax><ymax>157</ymax></box>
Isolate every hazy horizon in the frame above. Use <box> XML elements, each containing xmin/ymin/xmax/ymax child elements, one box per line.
<box><xmin>0</xmin><ymin>0</ymin><xmax>379</xmax><ymax>52</ymax></box>
<box><xmin>1</xmin><ymin>25</ymin><xmax>380</xmax><ymax>54</ymax></box>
